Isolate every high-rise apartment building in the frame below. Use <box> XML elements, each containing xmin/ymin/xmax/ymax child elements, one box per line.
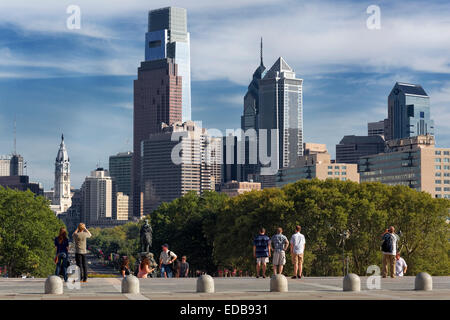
<box><xmin>336</xmin><ymin>135</ymin><xmax>386</xmax><ymax>164</ymax></box>
<box><xmin>140</xmin><ymin>121</ymin><xmax>217</xmax><ymax>213</ymax></box>
<box><xmin>109</xmin><ymin>151</ymin><xmax>133</xmax><ymax>196</ymax></box>
<box><xmin>81</xmin><ymin>168</ymin><xmax>113</xmax><ymax>225</ymax></box>
<box><xmin>276</xmin><ymin>143</ymin><xmax>359</xmax><ymax>187</ymax></box>
<box><xmin>387</xmin><ymin>82</ymin><xmax>434</xmax><ymax>140</ymax></box>
<box><xmin>258</xmin><ymin>57</ymin><xmax>304</xmax><ymax>171</ymax></box>
<box><xmin>146</xmin><ymin>7</ymin><xmax>191</xmax><ymax>122</ymax></box>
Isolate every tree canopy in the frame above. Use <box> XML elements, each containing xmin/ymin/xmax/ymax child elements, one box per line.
<box><xmin>0</xmin><ymin>187</ymin><xmax>65</xmax><ymax>277</ymax></box>
<box><xmin>87</xmin><ymin>179</ymin><xmax>450</xmax><ymax>276</ymax></box>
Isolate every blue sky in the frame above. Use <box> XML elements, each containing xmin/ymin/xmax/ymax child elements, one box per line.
<box><xmin>1</xmin><ymin>0</ymin><xmax>450</xmax><ymax>189</ymax></box>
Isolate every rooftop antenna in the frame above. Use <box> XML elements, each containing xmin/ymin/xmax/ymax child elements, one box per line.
<box><xmin>13</xmin><ymin>115</ymin><xmax>17</xmax><ymax>155</ymax></box>
<box><xmin>260</xmin><ymin>37</ymin><xmax>264</xmax><ymax>66</ymax></box>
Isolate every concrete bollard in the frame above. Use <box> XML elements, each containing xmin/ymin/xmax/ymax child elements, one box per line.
<box><xmin>196</xmin><ymin>275</ymin><xmax>215</xmax><ymax>293</ymax></box>
<box><xmin>270</xmin><ymin>274</ymin><xmax>288</xmax><ymax>292</ymax></box>
<box><xmin>343</xmin><ymin>273</ymin><xmax>360</xmax><ymax>292</ymax></box>
<box><xmin>415</xmin><ymin>272</ymin><xmax>432</xmax><ymax>291</ymax></box>
<box><xmin>44</xmin><ymin>275</ymin><xmax>64</xmax><ymax>294</ymax></box>
<box><xmin>122</xmin><ymin>275</ymin><xmax>140</xmax><ymax>294</ymax></box>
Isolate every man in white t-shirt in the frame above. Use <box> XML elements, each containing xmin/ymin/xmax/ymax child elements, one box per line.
<box><xmin>395</xmin><ymin>253</ymin><xmax>407</xmax><ymax>277</ymax></box>
<box><xmin>290</xmin><ymin>225</ymin><xmax>306</xmax><ymax>279</ymax></box>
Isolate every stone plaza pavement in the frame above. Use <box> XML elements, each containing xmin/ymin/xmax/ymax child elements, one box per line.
<box><xmin>0</xmin><ymin>276</ymin><xmax>448</xmax><ymax>300</ymax></box>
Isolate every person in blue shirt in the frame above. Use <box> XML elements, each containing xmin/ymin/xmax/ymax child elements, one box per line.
<box><xmin>54</xmin><ymin>227</ymin><xmax>69</xmax><ymax>282</ymax></box>
<box><xmin>253</xmin><ymin>228</ymin><xmax>271</xmax><ymax>278</ymax></box>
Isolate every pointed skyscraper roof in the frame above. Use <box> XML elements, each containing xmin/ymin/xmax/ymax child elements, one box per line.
<box><xmin>264</xmin><ymin>57</ymin><xmax>294</xmax><ymax>79</ymax></box>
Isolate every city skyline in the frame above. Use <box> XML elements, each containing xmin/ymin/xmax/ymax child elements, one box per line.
<box><xmin>1</xmin><ymin>0</ymin><xmax>450</xmax><ymax>189</ymax></box>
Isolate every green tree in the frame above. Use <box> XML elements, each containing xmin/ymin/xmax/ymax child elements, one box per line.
<box><xmin>0</xmin><ymin>187</ymin><xmax>65</xmax><ymax>277</ymax></box>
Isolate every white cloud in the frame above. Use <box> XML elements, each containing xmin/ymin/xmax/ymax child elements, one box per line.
<box><xmin>1</xmin><ymin>0</ymin><xmax>450</xmax><ymax>82</ymax></box>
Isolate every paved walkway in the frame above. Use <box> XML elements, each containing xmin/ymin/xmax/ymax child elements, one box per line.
<box><xmin>0</xmin><ymin>276</ymin><xmax>448</xmax><ymax>300</ymax></box>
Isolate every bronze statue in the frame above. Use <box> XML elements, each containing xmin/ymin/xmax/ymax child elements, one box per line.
<box><xmin>140</xmin><ymin>219</ymin><xmax>153</xmax><ymax>253</ymax></box>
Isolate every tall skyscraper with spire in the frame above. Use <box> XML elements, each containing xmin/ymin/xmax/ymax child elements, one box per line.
<box><xmin>53</xmin><ymin>134</ymin><xmax>71</xmax><ymax>213</ymax></box>
<box><xmin>239</xmin><ymin>39</ymin><xmax>267</xmax><ymax>181</ymax></box>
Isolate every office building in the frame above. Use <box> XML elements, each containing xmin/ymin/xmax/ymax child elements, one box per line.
<box><xmin>81</xmin><ymin>168</ymin><xmax>113</xmax><ymax>225</ymax></box>
<box><xmin>259</xmin><ymin>57</ymin><xmax>304</xmax><ymax>171</ymax></box>
<box><xmin>208</xmin><ymin>136</ymin><xmax>222</xmax><ymax>191</ymax></box>
<box><xmin>220</xmin><ymin>180</ymin><xmax>261</xmax><ymax>197</ymax></box>
<box><xmin>336</xmin><ymin>135</ymin><xmax>386</xmax><ymax>164</ymax></box>
<box><xmin>240</xmin><ymin>39</ymin><xmax>266</xmax><ymax>181</ymax></box>
<box><xmin>0</xmin><ymin>154</ymin><xmax>24</xmax><ymax>176</ymax></box>
<box><xmin>387</xmin><ymin>82</ymin><xmax>434</xmax><ymax>140</ymax></box>
<box><xmin>359</xmin><ymin>135</ymin><xmax>450</xmax><ymax>198</ymax></box>
<box><xmin>132</xmin><ymin>58</ymin><xmax>182</xmax><ymax>218</ymax></box>
<box><xmin>109</xmin><ymin>151</ymin><xmax>133</xmax><ymax>196</ymax></box>
<box><xmin>276</xmin><ymin>143</ymin><xmax>359</xmax><ymax>187</ymax></box>
<box><xmin>368</xmin><ymin>119</ymin><xmax>389</xmax><ymax>137</ymax></box>
<box><xmin>0</xmin><ymin>175</ymin><xmax>43</xmax><ymax>195</ymax></box>
<box><xmin>222</xmin><ymin>134</ymin><xmax>241</xmax><ymax>183</ymax></box>
<box><xmin>140</xmin><ymin>121</ymin><xmax>216</xmax><ymax>213</ymax></box>
<box><xmin>116</xmin><ymin>192</ymin><xmax>130</xmax><ymax>221</ymax></box>
<box><xmin>146</xmin><ymin>7</ymin><xmax>191</xmax><ymax>122</ymax></box>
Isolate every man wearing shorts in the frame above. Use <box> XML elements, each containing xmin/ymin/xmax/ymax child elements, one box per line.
<box><xmin>253</xmin><ymin>228</ymin><xmax>271</xmax><ymax>278</ymax></box>
<box><xmin>270</xmin><ymin>227</ymin><xmax>289</xmax><ymax>275</ymax></box>
<box><xmin>290</xmin><ymin>225</ymin><xmax>306</xmax><ymax>279</ymax></box>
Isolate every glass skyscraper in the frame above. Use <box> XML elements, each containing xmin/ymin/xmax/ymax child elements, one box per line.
<box><xmin>240</xmin><ymin>39</ymin><xmax>266</xmax><ymax>181</ymax></box>
<box><xmin>258</xmin><ymin>57</ymin><xmax>304</xmax><ymax>171</ymax></box>
<box><xmin>145</xmin><ymin>7</ymin><xmax>191</xmax><ymax>121</ymax></box>
<box><xmin>387</xmin><ymin>82</ymin><xmax>434</xmax><ymax>140</ymax></box>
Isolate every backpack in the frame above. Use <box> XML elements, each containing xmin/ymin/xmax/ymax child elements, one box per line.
<box><xmin>381</xmin><ymin>233</ymin><xmax>393</xmax><ymax>253</ymax></box>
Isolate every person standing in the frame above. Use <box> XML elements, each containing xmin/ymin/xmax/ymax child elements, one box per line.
<box><xmin>270</xmin><ymin>227</ymin><xmax>289</xmax><ymax>275</ymax></box>
<box><xmin>253</xmin><ymin>228</ymin><xmax>271</xmax><ymax>278</ymax></box>
<box><xmin>179</xmin><ymin>256</ymin><xmax>190</xmax><ymax>278</ymax></box>
<box><xmin>381</xmin><ymin>226</ymin><xmax>400</xmax><ymax>278</ymax></box>
<box><xmin>73</xmin><ymin>223</ymin><xmax>91</xmax><ymax>283</ymax></box>
<box><xmin>54</xmin><ymin>227</ymin><xmax>69</xmax><ymax>282</ymax></box>
<box><xmin>159</xmin><ymin>244</ymin><xmax>177</xmax><ymax>278</ymax></box>
<box><xmin>290</xmin><ymin>225</ymin><xmax>306</xmax><ymax>279</ymax></box>
<box><xmin>395</xmin><ymin>252</ymin><xmax>408</xmax><ymax>277</ymax></box>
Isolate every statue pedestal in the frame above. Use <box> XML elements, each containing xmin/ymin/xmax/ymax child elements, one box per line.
<box><xmin>135</xmin><ymin>252</ymin><xmax>158</xmax><ymax>278</ymax></box>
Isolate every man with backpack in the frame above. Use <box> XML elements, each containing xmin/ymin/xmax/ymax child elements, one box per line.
<box><xmin>381</xmin><ymin>226</ymin><xmax>400</xmax><ymax>278</ymax></box>
<box><xmin>159</xmin><ymin>244</ymin><xmax>177</xmax><ymax>278</ymax></box>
